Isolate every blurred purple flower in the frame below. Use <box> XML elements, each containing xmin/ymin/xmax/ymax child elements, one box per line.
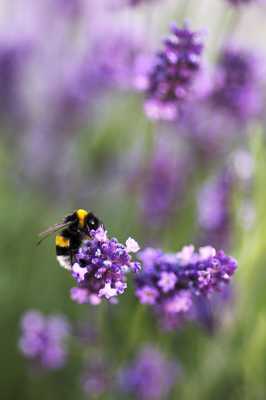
<box><xmin>19</xmin><ymin>310</ymin><xmax>70</xmax><ymax>370</ymax></box>
<box><xmin>89</xmin><ymin>29</ymin><xmax>145</xmax><ymax>90</ymax></box>
<box><xmin>118</xmin><ymin>346</ymin><xmax>180</xmax><ymax>400</ymax></box>
<box><xmin>81</xmin><ymin>358</ymin><xmax>111</xmax><ymax>397</ymax></box>
<box><xmin>53</xmin><ymin>56</ymin><xmax>96</xmax><ymax>130</ymax></box>
<box><xmin>111</xmin><ymin>0</ymin><xmax>156</xmax><ymax>6</ymax></box>
<box><xmin>135</xmin><ymin>245</ymin><xmax>237</xmax><ymax>329</ymax></box>
<box><xmin>226</xmin><ymin>0</ymin><xmax>264</xmax><ymax>5</ymax></box>
<box><xmin>210</xmin><ymin>45</ymin><xmax>263</xmax><ymax>123</ymax></box>
<box><xmin>0</xmin><ymin>38</ymin><xmax>31</xmax><ymax>123</ymax></box>
<box><xmin>136</xmin><ymin>285</ymin><xmax>160</xmax><ymax>304</ymax></box>
<box><xmin>137</xmin><ymin>135</ymin><xmax>192</xmax><ymax>224</ymax></box>
<box><xmin>51</xmin><ymin>0</ymin><xmax>83</xmax><ymax>17</ymax></box>
<box><xmin>197</xmin><ymin>169</ymin><xmax>233</xmax><ymax>249</ymax></box>
<box><xmin>128</xmin><ymin>0</ymin><xmax>156</xmax><ymax>5</ymax></box>
<box><xmin>194</xmin><ymin>286</ymin><xmax>233</xmax><ymax>334</ymax></box>
<box><xmin>178</xmin><ymin>100</ymin><xmax>242</xmax><ymax>157</ymax></box>
<box><xmin>69</xmin><ymin>227</ymin><xmax>141</xmax><ymax>304</ymax></box>
<box><xmin>143</xmin><ymin>23</ymin><xmax>204</xmax><ymax>120</ymax></box>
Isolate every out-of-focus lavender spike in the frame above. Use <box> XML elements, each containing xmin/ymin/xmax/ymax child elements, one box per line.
<box><xmin>226</xmin><ymin>0</ymin><xmax>265</xmax><ymax>6</ymax></box>
<box><xmin>81</xmin><ymin>358</ymin><xmax>111</xmax><ymax>397</ymax></box>
<box><xmin>88</xmin><ymin>28</ymin><xmax>146</xmax><ymax>90</ymax></box>
<box><xmin>118</xmin><ymin>346</ymin><xmax>181</xmax><ymax>399</ymax></box>
<box><xmin>0</xmin><ymin>37</ymin><xmax>31</xmax><ymax>125</ymax></box>
<box><xmin>178</xmin><ymin>95</ymin><xmax>243</xmax><ymax>158</ymax></box>
<box><xmin>110</xmin><ymin>0</ymin><xmax>156</xmax><ymax>6</ymax></box>
<box><xmin>127</xmin><ymin>0</ymin><xmax>157</xmax><ymax>5</ymax></box>
<box><xmin>50</xmin><ymin>0</ymin><xmax>83</xmax><ymax>17</ymax></box>
<box><xmin>135</xmin><ymin>134</ymin><xmax>192</xmax><ymax>225</ymax></box>
<box><xmin>194</xmin><ymin>286</ymin><xmax>233</xmax><ymax>334</ymax></box>
<box><xmin>209</xmin><ymin>45</ymin><xmax>264</xmax><ymax>123</ymax></box>
<box><xmin>197</xmin><ymin>169</ymin><xmax>233</xmax><ymax>250</ymax></box>
<box><xmin>19</xmin><ymin>310</ymin><xmax>71</xmax><ymax>370</ymax></box>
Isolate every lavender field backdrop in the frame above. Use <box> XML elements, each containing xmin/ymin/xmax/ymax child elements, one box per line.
<box><xmin>1</xmin><ymin>0</ymin><xmax>266</xmax><ymax>399</ymax></box>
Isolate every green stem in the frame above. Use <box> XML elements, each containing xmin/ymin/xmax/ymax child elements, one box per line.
<box><xmin>121</xmin><ymin>304</ymin><xmax>146</xmax><ymax>362</ymax></box>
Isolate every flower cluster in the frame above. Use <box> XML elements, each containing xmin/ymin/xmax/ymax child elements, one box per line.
<box><xmin>135</xmin><ymin>246</ymin><xmax>237</xmax><ymax>329</ymax></box>
<box><xmin>19</xmin><ymin>311</ymin><xmax>70</xmax><ymax>370</ymax></box>
<box><xmin>70</xmin><ymin>227</ymin><xmax>141</xmax><ymax>305</ymax></box>
<box><xmin>210</xmin><ymin>46</ymin><xmax>263</xmax><ymax>122</ymax></box>
<box><xmin>143</xmin><ymin>23</ymin><xmax>204</xmax><ymax>120</ymax></box>
<box><xmin>118</xmin><ymin>346</ymin><xmax>180</xmax><ymax>400</ymax></box>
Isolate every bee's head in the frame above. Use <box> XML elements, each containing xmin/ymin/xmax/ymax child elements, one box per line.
<box><xmin>65</xmin><ymin>209</ymin><xmax>101</xmax><ymax>232</ymax></box>
<box><xmin>85</xmin><ymin>212</ymin><xmax>101</xmax><ymax>232</ymax></box>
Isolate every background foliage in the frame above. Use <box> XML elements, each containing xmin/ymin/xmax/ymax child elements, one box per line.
<box><xmin>0</xmin><ymin>1</ymin><xmax>266</xmax><ymax>399</ymax></box>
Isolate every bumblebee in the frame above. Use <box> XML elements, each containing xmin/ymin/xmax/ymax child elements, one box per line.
<box><xmin>38</xmin><ymin>209</ymin><xmax>101</xmax><ymax>270</ymax></box>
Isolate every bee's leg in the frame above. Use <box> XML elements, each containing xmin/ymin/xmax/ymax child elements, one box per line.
<box><xmin>70</xmin><ymin>249</ymin><xmax>76</xmax><ymax>267</ymax></box>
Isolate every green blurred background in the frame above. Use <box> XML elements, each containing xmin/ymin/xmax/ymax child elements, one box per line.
<box><xmin>1</xmin><ymin>1</ymin><xmax>266</xmax><ymax>399</ymax></box>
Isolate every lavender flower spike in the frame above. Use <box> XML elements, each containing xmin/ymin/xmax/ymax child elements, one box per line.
<box><xmin>19</xmin><ymin>310</ymin><xmax>70</xmax><ymax>370</ymax></box>
<box><xmin>144</xmin><ymin>23</ymin><xmax>204</xmax><ymax>120</ymax></box>
<box><xmin>135</xmin><ymin>245</ymin><xmax>237</xmax><ymax>329</ymax></box>
<box><xmin>70</xmin><ymin>227</ymin><xmax>141</xmax><ymax>305</ymax></box>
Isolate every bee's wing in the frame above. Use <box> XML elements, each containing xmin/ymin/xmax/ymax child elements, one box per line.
<box><xmin>37</xmin><ymin>222</ymin><xmax>71</xmax><ymax>246</ymax></box>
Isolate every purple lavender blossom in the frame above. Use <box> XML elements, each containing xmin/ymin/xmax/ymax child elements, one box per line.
<box><xmin>119</xmin><ymin>346</ymin><xmax>180</xmax><ymax>400</ymax></box>
<box><xmin>69</xmin><ymin>227</ymin><xmax>141</xmax><ymax>304</ymax></box>
<box><xmin>136</xmin><ymin>285</ymin><xmax>160</xmax><ymax>305</ymax></box>
<box><xmin>197</xmin><ymin>169</ymin><xmax>233</xmax><ymax>249</ymax></box>
<box><xmin>135</xmin><ymin>245</ymin><xmax>237</xmax><ymax>329</ymax></box>
<box><xmin>19</xmin><ymin>310</ymin><xmax>70</xmax><ymax>370</ymax></box>
<box><xmin>143</xmin><ymin>23</ymin><xmax>204</xmax><ymax>120</ymax></box>
<box><xmin>210</xmin><ymin>45</ymin><xmax>263</xmax><ymax>122</ymax></box>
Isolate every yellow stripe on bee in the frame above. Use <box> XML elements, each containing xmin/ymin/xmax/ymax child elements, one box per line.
<box><xmin>56</xmin><ymin>235</ymin><xmax>70</xmax><ymax>247</ymax></box>
<box><xmin>76</xmin><ymin>209</ymin><xmax>88</xmax><ymax>228</ymax></box>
